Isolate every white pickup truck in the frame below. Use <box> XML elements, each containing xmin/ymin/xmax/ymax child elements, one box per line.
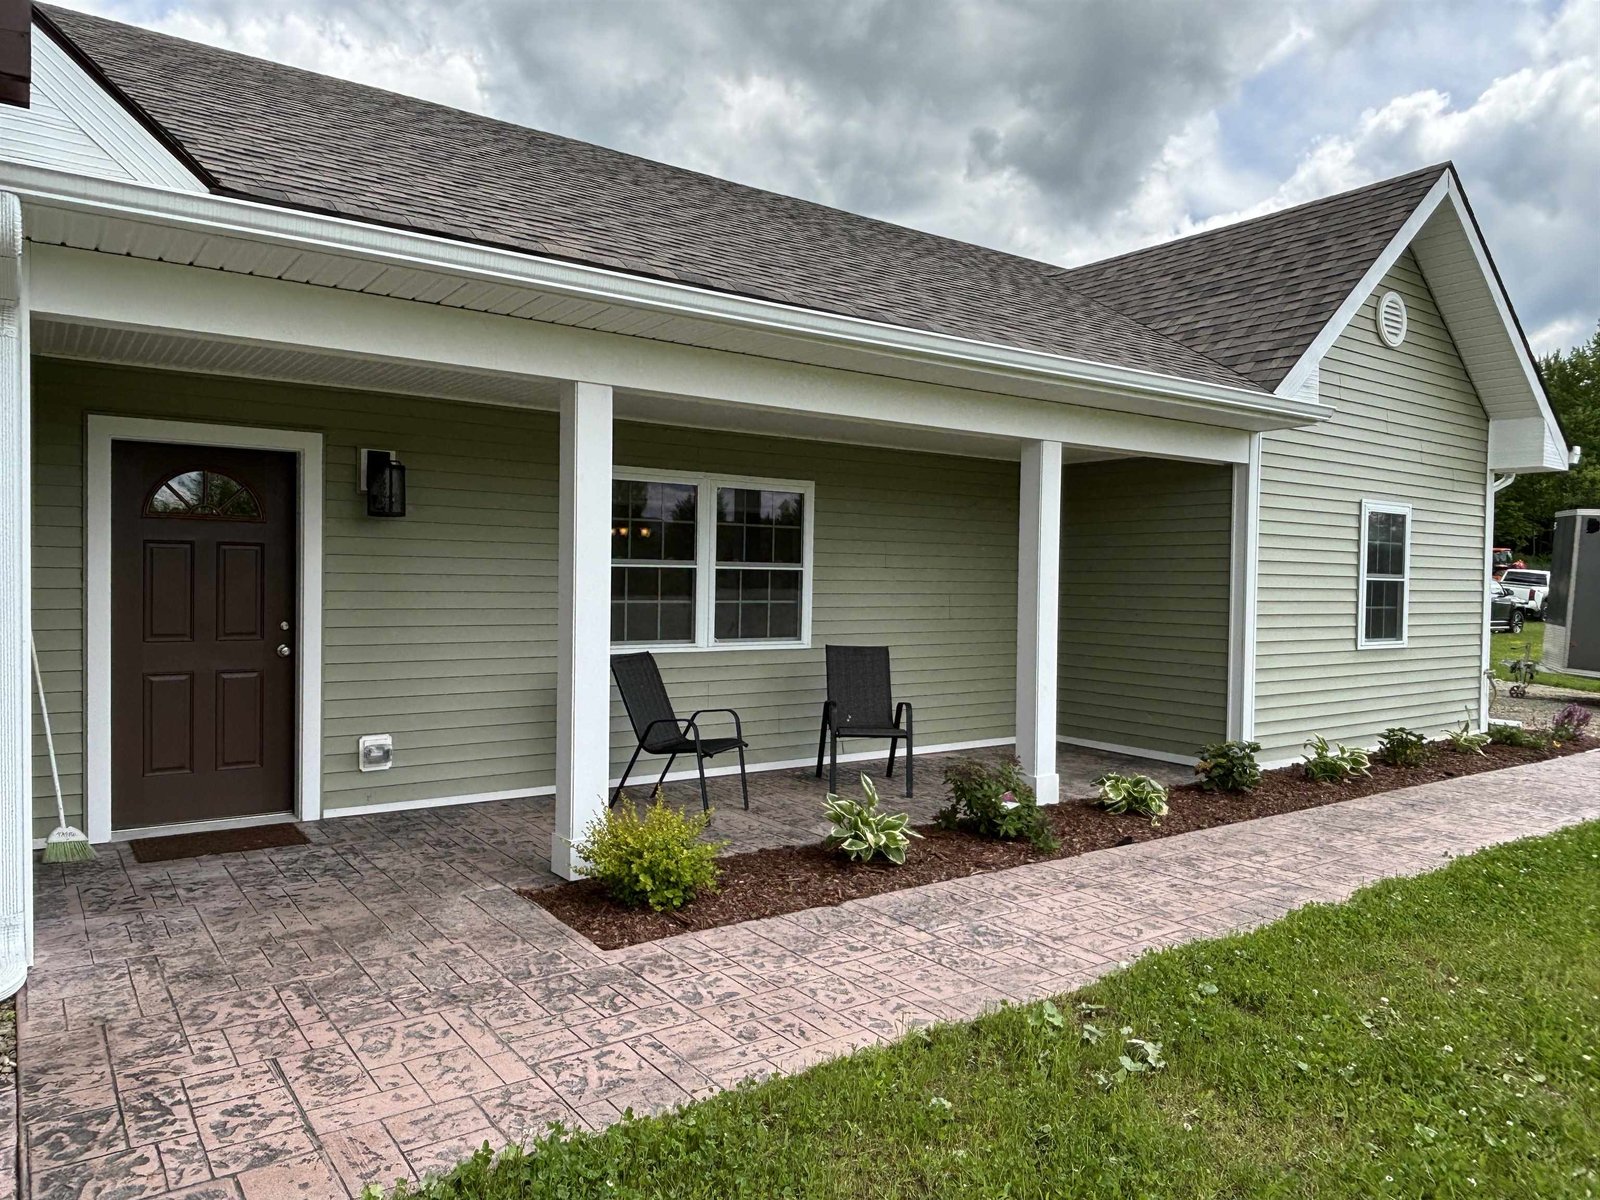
<box><xmin>1499</xmin><ymin>568</ymin><xmax>1552</xmax><ymax>620</ymax></box>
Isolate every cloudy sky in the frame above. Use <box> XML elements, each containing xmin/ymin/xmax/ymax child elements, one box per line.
<box><xmin>69</xmin><ymin>0</ymin><xmax>1600</xmax><ymax>355</ymax></box>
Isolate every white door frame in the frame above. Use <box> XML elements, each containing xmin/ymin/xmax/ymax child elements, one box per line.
<box><xmin>84</xmin><ymin>415</ymin><xmax>323</xmax><ymax>842</ymax></box>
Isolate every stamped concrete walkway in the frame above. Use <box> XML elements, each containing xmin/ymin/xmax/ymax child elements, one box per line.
<box><xmin>17</xmin><ymin>751</ymin><xmax>1600</xmax><ymax>1198</ymax></box>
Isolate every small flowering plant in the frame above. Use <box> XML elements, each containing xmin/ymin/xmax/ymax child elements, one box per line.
<box><xmin>938</xmin><ymin>757</ymin><xmax>1058</xmax><ymax>851</ymax></box>
<box><xmin>1551</xmin><ymin>703</ymin><xmax>1592</xmax><ymax>744</ymax></box>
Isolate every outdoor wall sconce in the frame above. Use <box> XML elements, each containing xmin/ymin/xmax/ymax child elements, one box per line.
<box><xmin>360</xmin><ymin>448</ymin><xmax>407</xmax><ymax>518</ymax></box>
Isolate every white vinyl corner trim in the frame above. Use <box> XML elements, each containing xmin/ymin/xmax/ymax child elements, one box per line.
<box><xmin>0</xmin><ymin>191</ymin><xmax>31</xmax><ymax>999</ymax></box>
<box><xmin>85</xmin><ymin>416</ymin><xmax>324</xmax><ymax>842</ymax></box>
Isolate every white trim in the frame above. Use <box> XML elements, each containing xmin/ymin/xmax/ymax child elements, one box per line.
<box><xmin>1480</xmin><ymin>469</ymin><xmax>1495</xmax><ymax>730</ymax></box>
<box><xmin>1016</xmin><ymin>440</ymin><xmax>1062</xmax><ymax>797</ymax></box>
<box><xmin>3</xmin><ymin>164</ymin><xmax>1330</xmax><ymax>430</ymax></box>
<box><xmin>611</xmin><ymin>466</ymin><xmax>815</xmax><ymax>652</ymax></box>
<box><xmin>1057</xmin><ymin>736</ymin><xmax>1196</xmax><ymax>766</ymax></box>
<box><xmin>16</xmin><ymin>26</ymin><xmax>206</xmax><ymax>192</ymax></box>
<box><xmin>103</xmin><ymin>810</ymin><xmax>298</xmax><ymax>844</ymax></box>
<box><xmin>323</xmin><ymin>737</ymin><xmax>1016</xmax><ymax>820</ymax></box>
<box><xmin>1356</xmin><ymin>498</ymin><xmax>1413</xmax><ymax>650</ymax></box>
<box><xmin>1274</xmin><ymin>172</ymin><xmax>1564</xmax><ymax>471</ymax></box>
<box><xmin>86</xmin><ymin>415</ymin><xmax>324</xmax><ymax>843</ymax></box>
<box><xmin>1226</xmin><ymin>433</ymin><xmax>1262</xmax><ymax>742</ymax></box>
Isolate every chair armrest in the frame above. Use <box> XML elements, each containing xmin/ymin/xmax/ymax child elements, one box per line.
<box><xmin>895</xmin><ymin>701</ymin><xmax>913</xmax><ymax>728</ymax></box>
<box><xmin>685</xmin><ymin>707</ymin><xmax>744</xmax><ymax>738</ymax></box>
<box><xmin>638</xmin><ymin>717</ymin><xmax>692</xmax><ymax>746</ymax></box>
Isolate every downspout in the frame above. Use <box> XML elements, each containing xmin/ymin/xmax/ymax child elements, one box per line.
<box><xmin>1492</xmin><ymin>474</ymin><xmax>1518</xmax><ymax>494</ymax></box>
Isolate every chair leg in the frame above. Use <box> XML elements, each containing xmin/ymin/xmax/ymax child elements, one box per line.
<box><xmin>815</xmin><ymin>710</ymin><xmax>830</xmax><ymax>779</ymax></box>
<box><xmin>829</xmin><ymin>730</ymin><xmax>839</xmax><ymax>795</ymax></box>
<box><xmin>736</xmin><ymin>740</ymin><xmax>749</xmax><ymax>810</ymax></box>
<box><xmin>695</xmin><ymin>752</ymin><xmax>710</xmax><ymax>813</ymax></box>
<box><xmin>611</xmin><ymin>743</ymin><xmax>643</xmax><ymax>808</ymax></box>
<box><xmin>904</xmin><ymin>731</ymin><xmax>913</xmax><ymax>798</ymax></box>
<box><xmin>653</xmin><ymin>754</ymin><xmax>678</xmax><ymax>795</ymax></box>
<box><xmin>886</xmin><ymin>737</ymin><xmax>896</xmax><ymax>778</ymax></box>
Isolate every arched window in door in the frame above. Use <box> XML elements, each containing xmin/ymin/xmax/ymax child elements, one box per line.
<box><xmin>143</xmin><ymin>469</ymin><xmax>263</xmax><ymax>520</ymax></box>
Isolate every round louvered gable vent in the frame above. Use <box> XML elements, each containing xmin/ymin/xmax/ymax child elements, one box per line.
<box><xmin>1377</xmin><ymin>290</ymin><xmax>1408</xmax><ymax>347</ymax></box>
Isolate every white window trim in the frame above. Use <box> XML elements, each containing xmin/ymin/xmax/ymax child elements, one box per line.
<box><xmin>1357</xmin><ymin>498</ymin><xmax>1412</xmax><ymax>650</ymax></box>
<box><xmin>611</xmin><ymin>466</ymin><xmax>815</xmax><ymax>653</ymax></box>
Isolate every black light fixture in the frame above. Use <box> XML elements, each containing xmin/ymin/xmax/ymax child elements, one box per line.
<box><xmin>364</xmin><ymin>449</ymin><xmax>407</xmax><ymax>518</ymax></box>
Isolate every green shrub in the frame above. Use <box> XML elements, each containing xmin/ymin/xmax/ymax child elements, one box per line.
<box><xmin>825</xmin><ymin>774</ymin><xmax>921</xmax><ymax>865</ymax></box>
<box><xmin>574</xmin><ymin>791</ymin><xmax>725</xmax><ymax>911</ymax></box>
<box><xmin>1442</xmin><ymin>720</ymin><xmax>1491</xmax><ymax>756</ymax></box>
<box><xmin>1301</xmin><ymin>735</ymin><xmax>1372</xmax><ymax>784</ymax></box>
<box><xmin>1194</xmin><ymin>740</ymin><xmax>1262</xmax><ymax>793</ymax></box>
<box><xmin>1376</xmin><ymin>726</ymin><xmax>1428</xmax><ymax>768</ymax></box>
<box><xmin>1486</xmin><ymin>722</ymin><xmax>1550</xmax><ymax>749</ymax></box>
<box><xmin>1092</xmin><ymin>773</ymin><xmax>1170</xmax><ymax>825</ymax></box>
<box><xmin>939</xmin><ymin>757</ymin><xmax>1058</xmax><ymax>851</ymax></box>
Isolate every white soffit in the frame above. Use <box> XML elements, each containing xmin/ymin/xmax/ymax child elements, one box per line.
<box><xmin>0</xmin><ymin>25</ymin><xmax>203</xmax><ymax>192</ymax></box>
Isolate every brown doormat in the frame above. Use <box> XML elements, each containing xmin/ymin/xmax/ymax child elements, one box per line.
<box><xmin>128</xmin><ymin>822</ymin><xmax>310</xmax><ymax>863</ymax></box>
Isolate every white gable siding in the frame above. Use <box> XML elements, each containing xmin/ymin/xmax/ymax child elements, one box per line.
<box><xmin>0</xmin><ymin>29</ymin><xmax>202</xmax><ymax>190</ymax></box>
<box><xmin>1253</xmin><ymin>251</ymin><xmax>1488</xmax><ymax>761</ymax></box>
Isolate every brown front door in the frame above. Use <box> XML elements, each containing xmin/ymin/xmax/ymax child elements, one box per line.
<box><xmin>112</xmin><ymin>442</ymin><xmax>297</xmax><ymax>829</ymax></box>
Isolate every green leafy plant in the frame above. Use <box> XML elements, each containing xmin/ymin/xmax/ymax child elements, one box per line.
<box><xmin>1486</xmin><ymin>722</ymin><xmax>1550</xmax><ymax>749</ymax></box>
<box><xmin>1376</xmin><ymin>726</ymin><xmax>1428</xmax><ymax>768</ymax></box>
<box><xmin>825</xmin><ymin>774</ymin><xmax>921</xmax><ymax>865</ymax></box>
<box><xmin>1092</xmin><ymin>773</ymin><xmax>1170</xmax><ymax>825</ymax></box>
<box><xmin>573</xmin><ymin>790</ymin><xmax>725</xmax><ymax>912</ymax></box>
<box><xmin>1194</xmin><ymin>740</ymin><xmax>1262</xmax><ymax>793</ymax></box>
<box><xmin>1551</xmin><ymin>703</ymin><xmax>1592</xmax><ymax>743</ymax></box>
<box><xmin>939</xmin><ymin>757</ymin><xmax>1058</xmax><ymax>851</ymax></box>
<box><xmin>1302</xmin><ymin>735</ymin><xmax>1372</xmax><ymax>784</ymax></box>
<box><xmin>1442</xmin><ymin>720</ymin><xmax>1491</xmax><ymax>756</ymax></box>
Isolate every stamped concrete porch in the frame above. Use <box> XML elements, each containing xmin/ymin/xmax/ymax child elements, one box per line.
<box><xmin>18</xmin><ymin>750</ymin><xmax>1600</xmax><ymax>1199</ymax></box>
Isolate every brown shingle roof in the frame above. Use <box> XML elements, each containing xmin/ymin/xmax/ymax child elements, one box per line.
<box><xmin>1056</xmin><ymin>166</ymin><xmax>1448</xmax><ymax>389</ymax></box>
<box><xmin>37</xmin><ymin>4</ymin><xmax>1445</xmax><ymax>397</ymax></box>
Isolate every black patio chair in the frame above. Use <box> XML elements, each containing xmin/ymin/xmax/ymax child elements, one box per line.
<box><xmin>815</xmin><ymin>645</ymin><xmax>914</xmax><ymax>797</ymax></box>
<box><xmin>610</xmin><ymin>651</ymin><xmax>749</xmax><ymax>813</ymax></box>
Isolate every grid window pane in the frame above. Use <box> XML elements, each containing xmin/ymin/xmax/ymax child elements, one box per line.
<box><xmin>715</xmin><ymin>568</ymin><xmax>801</xmax><ymax>642</ymax></box>
<box><xmin>716</xmin><ymin>487</ymin><xmax>804</xmax><ymax>565</ymax></box>
<box><xmin>613</xmin><ymin>480</ymin><xmax>697</xmax><ymax>563</ymax></box>
<box><xmin>1364</xmin><ymin>579</ymin><xmax>1404</xmax><ymax>642</ymax></box>
<box><xmin>1365</xmin><ymin>510</ymin><xmax>1407</xmax><ymax>577</ymax></box>
<box><xmin>610</xmin><ymin>565</ymin><xmax>695</xmax><ymax>644</ymax></box>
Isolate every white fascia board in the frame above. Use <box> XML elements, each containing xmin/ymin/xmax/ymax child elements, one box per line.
<box><xmin>0</xmin><ymin>161</ymin><xmax>1330</xmax><ymax>430</ymax></box>
<box><xmin>1277</xmin><ymin>172</ymin><xmax>1566</xmax><ymax>469</ymax></box>
<box><xmin>30</xmin><ymin>243</ymin><xmax>1258</xmax><ymax>465</ymax></box>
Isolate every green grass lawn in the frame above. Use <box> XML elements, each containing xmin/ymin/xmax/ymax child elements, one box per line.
<box><xmin>387</xmin><ymin>821</ymin><xmax>1600</xmax><ymax>1199</ymax></box>
<box><xmin>1492</xmin><ymin>621</ymin><xmax>1600</xmax><ymax>694</ymax></box>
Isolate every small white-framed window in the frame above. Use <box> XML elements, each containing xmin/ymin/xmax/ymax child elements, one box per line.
<box><xmin>1358</xmin><ymin>499</ymin><xmax>1411</xmax><ymax>648</ymax></box>
<box><xmin>611</xmin><ymin>467</ymin><xmax>814</xmax><ymax>651</ymax></box>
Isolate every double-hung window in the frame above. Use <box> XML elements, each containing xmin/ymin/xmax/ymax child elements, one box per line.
<box><xmin>1358</xmin><ymin>500</ymin><xmax>1411</xmax><ymax>648</ymax></box>
<box><xmin>611</xmin><ymin>469</ymin><xmax>812</xmax><ymax>649</ymax></box>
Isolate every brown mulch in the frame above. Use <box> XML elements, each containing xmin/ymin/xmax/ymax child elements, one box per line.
<box><xmin>522</xmin><ymin>739</ymin><xmax>1596</xmax><ymax>950</ymax></box>
<box><xmin>128</xmin><ymin>821</ymin><xmax>309</xmax><ymax>863</ymax></box>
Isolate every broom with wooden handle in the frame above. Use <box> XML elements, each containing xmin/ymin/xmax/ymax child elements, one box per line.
<box><xmin>32</xmin><ymin>639</ymin><xmax>94</xmax><ymax>864</ymax></box>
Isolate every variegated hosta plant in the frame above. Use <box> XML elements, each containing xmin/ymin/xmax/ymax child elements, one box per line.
<box><xmin>825</xmin><ymin>774</ymin><xmax>921</xmax><ymax>865</ymax></box>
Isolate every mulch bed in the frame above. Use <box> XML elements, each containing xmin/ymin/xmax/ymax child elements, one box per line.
<box><xmin>522</xmin><ymin>739</ymin><xmax>1596</xmax><ymax>949</ymax></box>
<box><xmin>128</xmin><ymin>821</ymin><xmax>309</xmax><ymax>863</ymax></box>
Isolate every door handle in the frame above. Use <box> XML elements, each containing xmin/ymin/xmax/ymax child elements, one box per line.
<box><xmin>277</xmin><ymin>644</ymin><xmax>292</xmax><ymax>658</ymax></box>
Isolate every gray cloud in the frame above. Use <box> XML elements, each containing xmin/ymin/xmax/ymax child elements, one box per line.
<box><xmin>74</xmin><ymin>0</ymin><xmax>1600</xmax><ymax>352</ymax></box>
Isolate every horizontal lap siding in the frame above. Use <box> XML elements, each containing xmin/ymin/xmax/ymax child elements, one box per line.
<box><xmin>1253</xmin><ymin>252</ymin><xmax>1488</xmax><ymax>761</ymax></box>
<box><xmin>611</xmin><ymin>424</ymin><xmax>1019</xmax><ymax>777</ymax></box>
<box><xmin>29</xmin><ymin>360</ymin><xmax>560</xmax><ymax>837</ymax></box>
<box><xmin>1058</xmin><ymin>459</ymin><xmax>1231</xmax><ymax>758</ymax></box>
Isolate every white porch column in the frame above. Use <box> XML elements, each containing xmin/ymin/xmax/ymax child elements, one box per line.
<box><xmin>552</xmin><ymin>380</ymin><xmax>613</xmax><ymax>880</ymax></box>
<box><xmin>0</xmin><ymin>191</ymin><xmax>31</xmax><ymax>998</ymax></box>
<box><xmin>1226</xmin><ymin>433</ymin><xmax>1262</xmax><ymax>742</ymax></box>
<box><xmin>1016</xmin><ymin>439</ymin><xmax>1062</xmax><ymax>800</ymax></box>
